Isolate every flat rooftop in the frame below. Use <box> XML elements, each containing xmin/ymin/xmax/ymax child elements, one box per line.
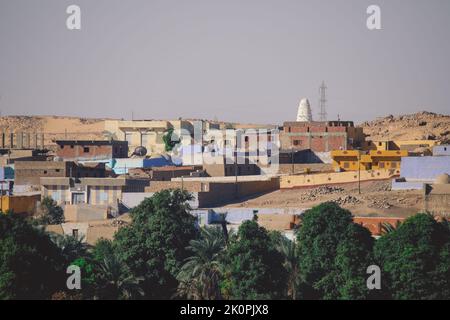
<box><xmin>56</xmin><ymin>140</ymin><xmax>127</xmax><ymax>145</ymax></box>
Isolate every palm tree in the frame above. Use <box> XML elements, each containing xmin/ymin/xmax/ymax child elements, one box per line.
<box><xmin>176</xmin><ymin>226</ymin><xmax>225</xmax><ymax>300</ymax></box>
<box><xmin>102</xmin><ymin>130</ymin><xmax>118</xmax><ymax>141</ymax></box>
<box><xmin>277</xmin><ymin>236</ymin><xmax>300</xmax><ymax>300</ymax></box>
<box><xmin>380</xmin><ymin>221</ymin><xmax>402</xmax><ymax>235</ymax></box>
<box><xmin>97</xmin><ymin>254</ymin><xmax>144</xmax><ymax>300</ymax></box>
<box><xmin>51</xmin><ymin>234</ymin><xmax>88</xmax><ymax>263</ymax></box>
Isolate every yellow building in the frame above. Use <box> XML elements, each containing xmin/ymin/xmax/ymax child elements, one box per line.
<box><xmin>364</xmin><ymin>139</ymin><xmax>438</xmax><ymax>152</ymax></box>
<box><xmin>331</xmin><ymin>149</ymin><xmax>407</xmax><ymax>172</ymax></box>
<box><xmin>369</xmin><ymin>150</ymin><xmax>407</xmax><ymax>170</ymax></box>
<box><xmin>0</xmin><ymin>195</ymin><xmax>40</xmax><ymax>214</ymax></box>
<box><xmin>331</xmin><ymin>150</ymin><xmax>367</xmax><ymax>171</ymax></box>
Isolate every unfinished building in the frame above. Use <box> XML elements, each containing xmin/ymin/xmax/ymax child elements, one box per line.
<box><xmin>280</xmin><ymin>121</ymin><xmax>365</xmax><ymax>152</ymax></box>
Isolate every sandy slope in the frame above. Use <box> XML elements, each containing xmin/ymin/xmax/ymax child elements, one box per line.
<box><xmin>360</xmin><ymin>111</ymin><xmax>450</xmax><ymax>143</ymax></box>
<box><xmin>0</xmin><ymin>116</ymin><xmax>106</xmax><ymax>148</ymax></box>
<box><xmin>224</xmin><ymin>180</ymin><xmax>424</xmax><ymax>218</ymax></box>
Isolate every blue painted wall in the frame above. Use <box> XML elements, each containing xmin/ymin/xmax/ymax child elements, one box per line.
<box><xmin>400</xmin><ymin>156</ymin><xmax>450</xmax><ymax>181</ymax></box>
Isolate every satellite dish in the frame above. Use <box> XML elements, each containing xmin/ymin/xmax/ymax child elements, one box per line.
<box><xmin>133</xmin><ymin>146</ymin><xmax>147</xmax><ymax>157</ymax></box>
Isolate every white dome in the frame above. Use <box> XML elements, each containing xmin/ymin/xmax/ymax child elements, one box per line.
<box><xmin>296</xmin><ymin>98</ymin><xmax>313</xmax><ymax>122</ymax></box>
<box><xmin>435</xmin><ymin>173</ymin><xmax>449</xmax><ymax>184</ymax></box>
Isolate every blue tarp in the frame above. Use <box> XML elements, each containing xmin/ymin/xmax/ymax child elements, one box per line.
<box><xmin>112</xmin><ymin>157</ymin><xmax>173</xmax><ymax>174</ymax></box>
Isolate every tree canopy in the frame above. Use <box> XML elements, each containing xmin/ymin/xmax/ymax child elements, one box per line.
<box><xmin>222</xmin><ymin>220</ymin><xmax>287</xmax><ymax>299</ymax></box>
<box><xmin>113</xmin><ymin>189</ymin><xmax>199</xmax><ymax>299</ymax></box>
<box><xmin>0</xmin><ymin>213</ymin><xmax>65</xmax><ymax>299</ymax></box>
<box><xmin>296</xmin><ymin>202</ymin><xmax>374</xmax><ymax>299</ymax></box>
<box><xmin>38</xmin><ymin>197</ymin><xmax>64</xmax><ymax>225</ymax></box>
<box><xmin>374</xmin><ymin>213</ymin><xmax>450</xmax><ymax>299</ymax></box>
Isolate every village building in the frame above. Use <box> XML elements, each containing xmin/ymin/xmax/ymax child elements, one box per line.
<box><xmin>55</xmin><ymin>140</ymin><xmax>128</xmax><ymax>161</ymax></box>
<box><xmin>14</xmin><ymin>160</ymin><xmax>106</xmax><ymax>187</ymax></box>
<box><xmin>40</xmin><ymin>177</ymin><xmax>150</xmax><ymax>217</ymax></box>
<box><xmin>103</xmin><ymin>119</ymin><xmax>207</xmax><ymax>155</ymax></box>
<box><xmin>280</xmin><ymin>121</ymin><xmax>365</xmax><ymax>152</ymax></box>
<box><xmin>331</xmin><ymin>150</ymin><xmax>408</xmax><ymax>172</ymax></box>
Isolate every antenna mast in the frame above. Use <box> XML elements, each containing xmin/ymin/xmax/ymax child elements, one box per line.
<box><xmin>318</xmin><ymin>81</ymin><xmax>327</xmax><ymax>121</ymax></box>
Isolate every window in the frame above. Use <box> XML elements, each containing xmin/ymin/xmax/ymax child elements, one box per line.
<box><xmin>72</xmin><ymin>229</ymin><xmax>79</xmax><ymax>239</ymax></box>
<box><xmin>43</xmin><ymin>170</ymin><xmax>47</xmax><ymax>174</ymax></box>
<box><xmin>141</xmin><ymin>133</ymin><xmax>151</xmax><ymax>146</ymax></box>
<box><xmin>379</xmin><ymin>162</ymin><xmax>385</xmax><ymax>169</ymax></box>
<box><xmin>55</xmin><ymin>169</ymin><xmax>60</xmax><ymax>173</ymax></box>
<box><xmin>83</xmin><ymin>147</ymin><xmax>90</xmax><ymax>153</ymax></box>
<box><xmin>70</xmin><ymin>145</ymin><xmax>74</xmax><ymax>149</ymax></box>
<box><xmin>99</xmin><ymin>191</ymin><xmax>108</xmax><ymax>202</ymax></box>
<box><xmin>343</xmin><ymin>162</ymin><xmax>349</xmax><ymax>168</ymax></box>
<box><xmin>125</xmin><ymin>132</ymin><xmax>133</xmax><ymax>144</ymax></box>
<box><xmin>293</xmin><ymin>140</ymin><xmax>301</xmax><ymax>146</ymax></box>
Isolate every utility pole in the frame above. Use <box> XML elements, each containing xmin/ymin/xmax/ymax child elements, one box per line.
<box><xmin>358</xmin><ymin>152</ymin><xmax>361</xmax><ymax>194</ymax></box>
<box><xmin>291</xmin><ymin>146</ymin><xmax>294</xmax><ymax>175</ymax></box>
<box><xmin>234</xmin><ymin>132</ymin><xmax>238</xmax><ymax>199</ymax></box>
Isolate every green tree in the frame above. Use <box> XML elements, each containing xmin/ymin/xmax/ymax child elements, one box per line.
<box><xmin>177</xmin><ymin>226</ymin><xmax>225</xmax><ymax>300</ymax></box>
<box><xmin>222</xmin><ymin>220</ymin><xmax>287</xmax><ymax>300</ymax></box>
<box><xmin>162</xmin><ymin>128</ymin><xmax>180</xmax><ymax>152</ymax></box>
<box><xmin>374</xmin><ymin>213</ymin><xmax>450</xmax><ymax>299</ymax></box>
<box><xmin>113</xmin><ymin>189</ymin><xmax>199</xmax><ymax>299</ymax></box>
<box><xmin>39</xmin><ymin>197</ymin><xmax>64</xmax><ymax>225</ymax></box>
<box><xmin>92</xmin><ymin>238</ymin><xmax>115</xmax><ymax>262</ymax></box>
<box><xmin>51</xmin><ymin>234</ymin><xmax>88</xmax><ymax>264</ymax></box>
<box><xmin>96</xmin><ymin>254</ymin><xmax>144</xmax><ymax>300</ymax></box>
<box><xmin>275</xmin><ymin>235</ymin><xmax>300</xmax><ymax>300</ymax></box>
<box><xmin>102</xmin><ymin>130</ymin><xmax>118</xmax><ymax>141</ymax></box>
<box><xmin>71</xmin><ymin>257</ymin><xmax>96</xmax><ymax>298</ymax></box>
<box><xmin>296</xmin><ymin>202</ymin><xmax>374</xmax><ymax>300</ymax></box>
<box><xmin>0</xmin><ymin>213</ymin><xmax>65</xmax><ymax>299</ymax></box>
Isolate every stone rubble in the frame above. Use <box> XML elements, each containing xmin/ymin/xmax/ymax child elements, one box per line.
<box><xmin>332</xmin><ymin>195</ymin><xmax>361</xmax><ymax>206</ymax></box>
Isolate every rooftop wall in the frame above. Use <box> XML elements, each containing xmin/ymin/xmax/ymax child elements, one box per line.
<box><xmin>281</xmin><ymin>169</ymin><xmax>399</xmax><ymax>189</ymax></box>
<box><xmin>122</xmin><ymin>192</ymin><xmax>200</xmax><ymax>209</ymax></box>
<box><xmin>64</xmin><ymin>204</ymin><xmax>108</xmax><ymax>222</ymax></box>
<box><xmin>146</xmin><ymin>178</ymin><xmax>279</xmax><ymax>207</ymax></box>
<box><xmin>433</xmin><ymin>145</ymin><xmax>450</xmax><ymax>156</ymax></box>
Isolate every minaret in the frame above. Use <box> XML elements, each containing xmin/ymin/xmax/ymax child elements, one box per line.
<box><xmin>296</xmin><ymin>98</ymin><xmax>313</xmax><ymax>122</ymax></box>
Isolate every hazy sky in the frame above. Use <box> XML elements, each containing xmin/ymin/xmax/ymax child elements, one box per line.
<box><xmin>1</xmin><ymin>0</ymin><xmax>449</xmax><ymax>124</ymax></box>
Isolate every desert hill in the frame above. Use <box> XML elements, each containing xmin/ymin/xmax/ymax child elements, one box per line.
<box><xmin>0</xmin><ymin>116</ymin><xmax>105</xmax><ymax>148</ymax></box>
<box><xmin>360</xmin><ymin>111</ymin><xmax>450</xmax><ymax>143</ymax></box>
